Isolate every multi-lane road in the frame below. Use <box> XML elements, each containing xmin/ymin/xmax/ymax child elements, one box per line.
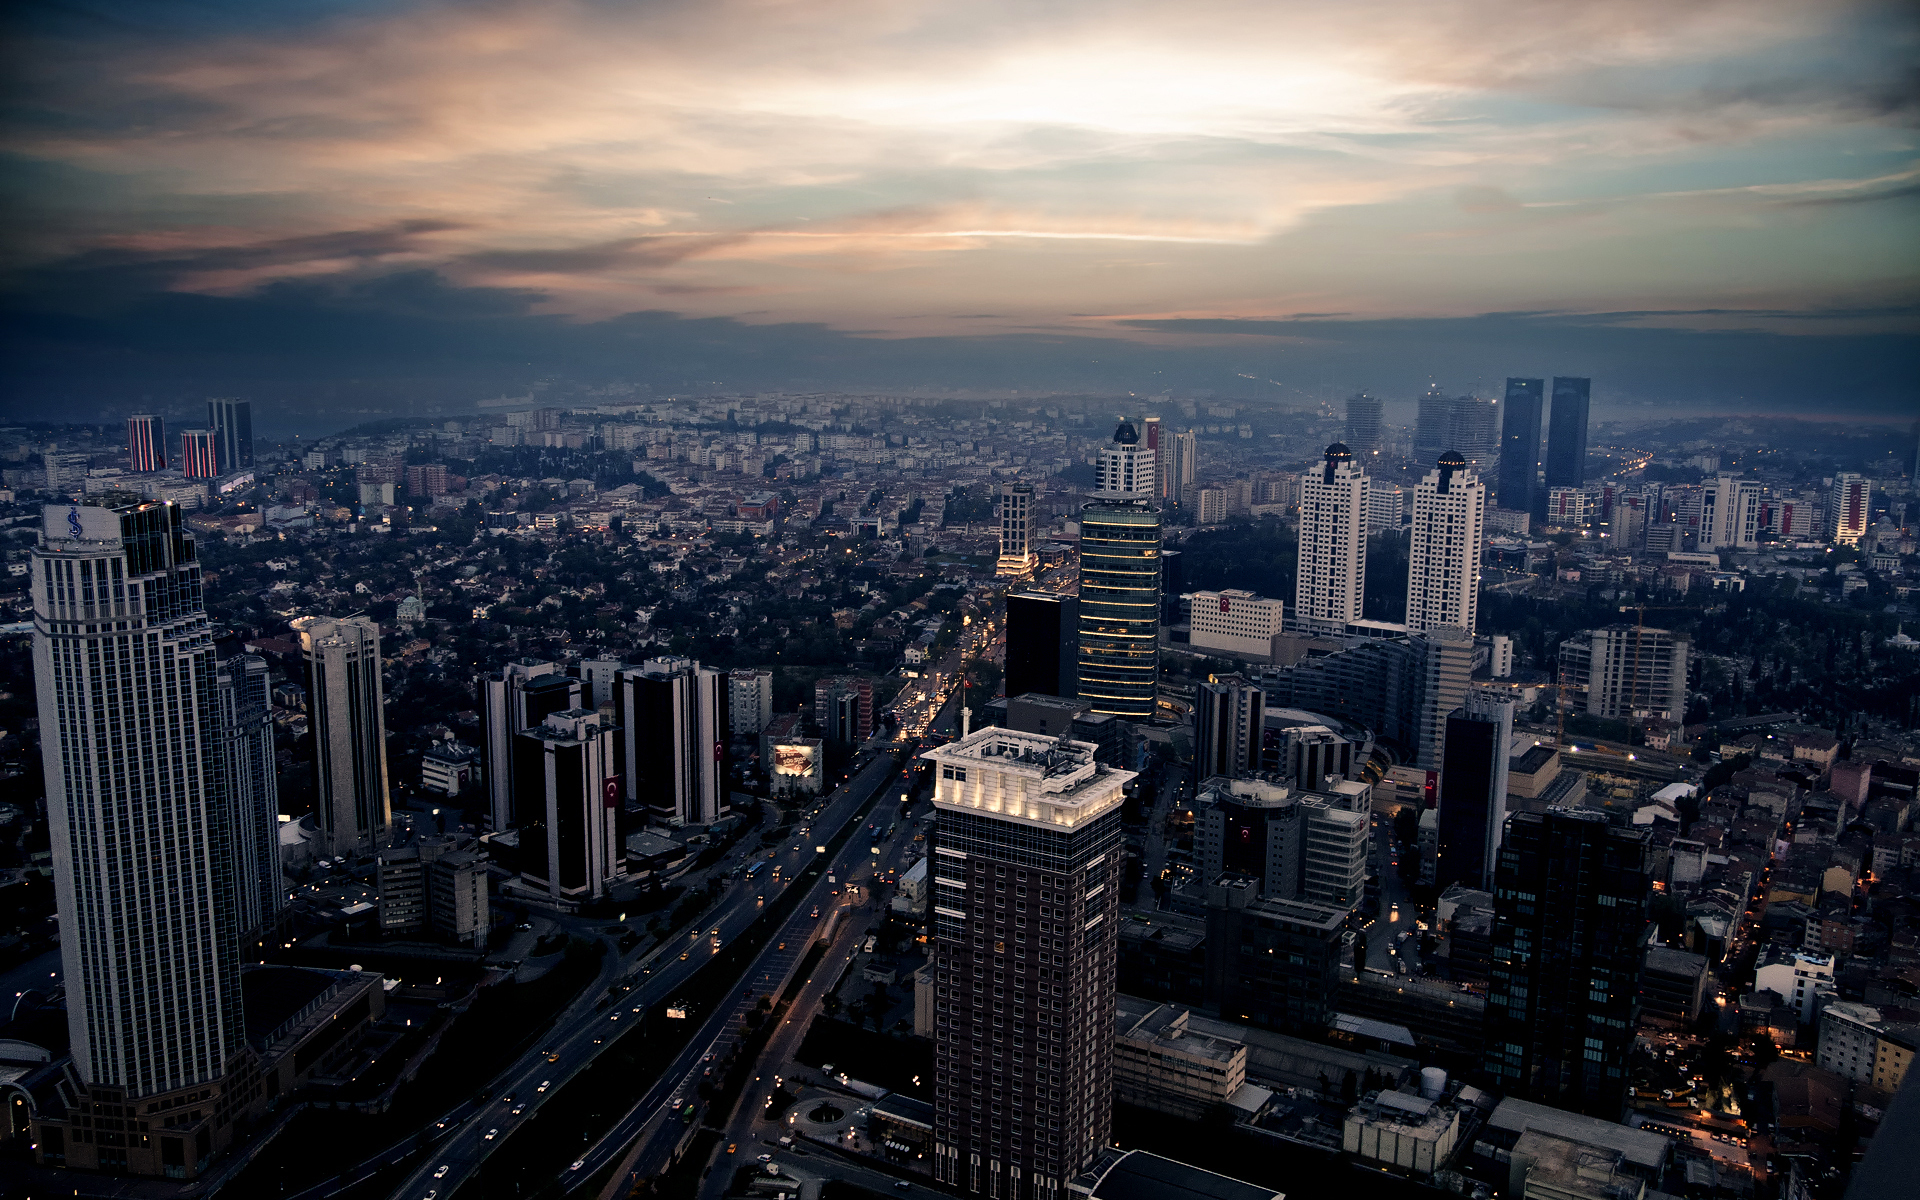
<box><xmin>385</xmin><ymin>752</ymin><xmax>907</xmax><ymax>1200</ymax></box>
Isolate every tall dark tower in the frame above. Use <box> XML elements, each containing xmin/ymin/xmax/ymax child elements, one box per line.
<box><xmin>207</xmin><ymin>397</ymin><xmax>254</xmax><ymax>472</ymax></box>
<box><xmin>1483</xmin><ymin>808</ymin><xmax>1651</xmax><ymax>1119</ymax></box>
<box><xmin>1078</xmin><ymin>420</ymin><xmax>1160</xmax><ymax>721</ymax></box>
<box><xmin>1006</xmin><ymin>591</ymin><xmax>1078</xmax><ymax>699</ymax></box>
<box><xmin>1495</xmin><ymin>378</ymin><xmax>1543</xmax><ymax>515</ymax></box>
<box><xmin>1544</xmin><ymin>377</ymin><xmax>1590</xmax><ymax>493</ymax></box>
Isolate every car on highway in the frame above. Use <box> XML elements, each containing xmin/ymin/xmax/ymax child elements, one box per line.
<box><xmin>433</xmin><ymin>1165</ymin><xmax>451</xmax><ymax>1178</ymax></box>
<box><xmin>484</xmin><ymin>1128</ymin><xmax>499</xmax><ymax>1140</ymax></box>
<box><xmin>570</xmin><ymin>1159</ymin><xmax>586</xmax><ymax>1171</ymax></box>
<box><xmin>537</xmin><ymin>1080</ymin><xmax>552</xmax><ymax>1092</ymax></box>
<box><xmin>811</xmin><ymin>907</ymin><xmax>820</xmax><ymax>918</ymax></box>
<box><xmin>510</xmin><ymin>1104</ymin><xmax>525</xmax><ymax>1115</ymax></box>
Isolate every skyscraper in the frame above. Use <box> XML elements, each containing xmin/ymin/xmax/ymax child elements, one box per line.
<box><xmin>1169</xmin><ymin>429</ymin><xmax>1197</xmax><ymax>503</ymax></box>
<box><xmin>1828</xmin><ymin>473</ymin><xmax>1869</xmax><ymax>546</ymax></box>
<box><xmin>512</xmin><ymin>708</ymin><xmax>624</xmax><ymax>902</ymax></box>
<box><xmin>32</xmin><ymin>498</ymin><xmax>248</xmax><ymax>1156</ymax></box>
<box><xmin>180</xmin><ymin>428</ymin><xmax>218</xmax><ymax>479</ymax></box>
<box><xmin>613</xmin><ymin>656</ymin><xmax>728</xmax><ymax>826</ymax></box>
<box><xmin>1433</xmin><ymin>692</ymin><xmax>1514</xmax><ymax>892</ymax></box>
<box><xmin>1445</xmin><ymin>395</ymin><xmax>1499</xmax><ymax>473</ymax></box>
<box><xmin>922</xmin><ymin>727</ymin><xmax>1132</xmax><ymax>1198</ymax></box>
<box><xmin>1194</xmin><ymin>674</ymin><xmax>1263</xmax><ymax>781</ymax></box>
<box><xmin>1705</xmin><ymin>474</ymin><xmax>1761</xmax><ymax>550</ymax></box>
<box><xmin>1413</xmin><ymin>386</ymin><xmax>1450</xmax><ymax>464</ymax></box>
<box><xmin>1483</xmin><ymin>809</ymin><xmax>1651</xmax><ymax>1118</ymax></box>
<box><xmin>216</xmin><ymin>654</ymin><xmax>283</xmax><ymax>943</ymax></box>
<box><xmin>1141</xmin><ymin>415</ymin><xmax>1163</xmax><ymax>501</ymax></box>
<box><xmin>997</xmin><ymin>482</ymin><xmax>1038</xmax><ymax>577</ymax></box>
<box><xmin>1414</xmin><ymin>626</ymin><xmax>1474</xmax><ymax>771</ymax></box>
<box><xmin>1294</xmin><ymin>443</ymin><xmax>1368</xmax><ymax>636</ymax></box>
<box><xmin>1344</xmin><ymin>393</ymin><xmax>1383</xmax><ymax>456</ymax></box>
<box><xmin>1193</xmin><ymin>777</ymin><xmax>1368</xmax><ymax>908</ymax></box>
<box><xmin>1405</xmin><ymin>452</ymin><xmax>1486</xmax><ymax>636</ymax></box>
<box><xmin>1495</xmin><ymin>378</ymin><xmax>1543</xmax><ymax>515</ymax></box>
<box><xmin>1077</xmin><ymin>421</ymin><xmax>1161</xmax><ymax>721</ymax></box>
<box><xmin>293</xmin><ymin>615</ymin><xmax>392</xmax><ymax>857</ymax></box>
<box><xmin>478</xmin><ymin>659</ymin><xmax>581</xmax><ymax>832</ymax></box>
<box><xmin>727</xmin><ymin>667</ymin><xmax>774</xmax><ymax>736</ymax></box>
<box><xmin>206</xmin><ymin>397</ymin><xmax>254</xmax><ymax>471</ymax></box>
<box><xmin>1544</xmin><ymin>377</ymin><xmax>1590</xmax><ymax>491</ymax></box>
<box><xmin>1006</xmin><ymin>591</ymin><xmax>1078</xmax><ymax>700</ymax></box>
<box><xmin>127</xmin><ymin>414</ymin><xmax>167</xmax><ymax>473</ymax></box>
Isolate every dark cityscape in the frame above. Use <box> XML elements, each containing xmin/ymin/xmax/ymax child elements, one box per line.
<box><xmin>0</xmin><ymin>5</ymin><xmax>1917</xmax><ymax>1200</ymax></box>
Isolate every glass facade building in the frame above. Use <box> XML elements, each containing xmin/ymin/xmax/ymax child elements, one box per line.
<box><xmin>1076</xmin><ymin>500</ymin><xmax>1160</xmax><ymax>720</ymax></box>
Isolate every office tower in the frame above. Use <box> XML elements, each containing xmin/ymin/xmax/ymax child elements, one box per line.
<box><xmin>1006</xmin><ymin>591</ymin><xmax>1078</xmax><ymax>700</ymax></box>
<box><xmin>478</xmin><ymin>659</ymin><xmax>580</xmax><ymax>832</ymax></box>
<box><xmin>1142</xmin><ymin>415</ymin><xmax>1163</xmax><ymax>501</ymax></box>
<box><xmin>1094</xmin><ymin>418</ymin><xmax>1156</xmax><ymax>497</ymax></box>
<box><xmin>1194</xmin><ymin>674</ymin><xmax>1263</xmax><ymax>781</ymax></box>
<box><xmin>1445</xmin><ymin>395</ymin><xmax>1499</xmax><ymax>473</ymax></box>
<box><xmin>32</xmin><ymin>498</ymin><xmax>248</xmax><ymax>1161</ymax></box>
<box><xmin>1367</xmin><ymin>480</ymin><xmax>1404</xmax><ymax>533</ymax></box>
<box><xmin>293</xmin><ymin>615</ymin><xmax>391</xmax><ymax>858</ymax></box>
<box><xmin>1413</xmin><ymin>386</ymin><xmax>1450</xmax><ymax>464</ymax></box>
<box><xmin>1158</xmin><ymin>549</ymin><xmax>1183</xmax><ymax>625</ymax></box>
<box><xmin>997</xmin><ymin>482</ymin><xmax>1038</xmax><ymax>577</ymax></box>
<box><xmin>1294</xmin><ymin>443</ymin><xmax>1368</xmax><ymax>636</ymax></box>
<box><xmin>1193</xmin><ymin>778</ymin><xmax>1367</xmax><ymax>908</ymax></box>
<box><xmin>1765</xmin><ymin>494</ymin><xmax>1818</xmax><ymax>540</ymax></box>
<box><xmin>1204</xmin><ymin>876</ymin><xmax>1348</xmax><ymax>1032</ymax></box>
<box><xmin>1544</xmin><ymin>377</ymin><xmax>1590</xmax><ymax>491</ymax></box>
<box><xmin>1405</xmin><ymin>452</ymin><xmax>1486</xmax><ymax>636</ymax></box>
<box><xmin>1188</xmin><ymin>589</ymin><xmax>1284</xmax><ymax>659</ymax></box>
<box><xmin>512</xmin><ymin>709</ymin><xmax>624</xmax><ymax>902</ymax></box>
<box><xmin>922</xmin><ymin>727</ymin><xmax>1132</xmax><ymax>1198</ymax></box>
<box><xmin>1612</xmin><ymin>492</ymin><xmax>1648</xmax><ymax>549</ymax></box>
<box><xmin>811</xmin><ymin>675</ymin><xmax>874</xmax><ymax>742</ymax></box>
<box><xmin>1706</xmin><ymin>474</ymin><xmax>1761</xmax><ymax>549</ymax></box>
<box><xmin>1433</xmin><ymin>692</ymin><xmax>1514</xmax><ymax>892</ymax></box>
<box><xmin>1556</xmin><ymin>626</ymin><xmax>1689</xmax><ymax>722</ymax></box>
<box><xmin>614</xmin><ymin>656</ymin><xmax>728</xmax><ymax>826</ymax></box>
<box><xmin>1170</xmin><ymin>429</ymin><xmax>1198</xmax><ymax>502</ymax></box>
<box><xmin>1495</xmin><ymin>378</ymin><xmax>1543</xmax><ymax>515</ymax></box>
<box><xmin>206</xmin><ymin>397</ymin><xmax>254</xmax><ymax>471</ymax></box>
<box><xmin>728</xmin><ymin>667</ymin><xmax>774</xmax><ymax>736</ymax></box>
<box><xmin>1483</xmin><ymin>809</ymin><xmax>1651</xmax><ymax>1118</ymax></box>
<box><xmin>1544</xmin><ymin>486</ymin><xmax>1589</xmax><ymax>528</ymax></box>
<box><xmin>1829</xmin><ymin>473</ymin><xmax>1869</xmax><ymax>546</ymax></box>
<box><xmin>216</xmin><ymin>654</ymin><xmax>282</xmax><ymax>944</ymax></box>
<box><xmin>127</xmin><ymin>414</ymin><xmax>167</xmax><ymax>473</ymax></box>
<box><xmin>180</xmin><ymin>428</ymin><xmax>218</xmax><ymax>479</ymax></box>
<box><xmin>1344</xmin><ymin>393</ymin><xmax>1383</xmax><ymax>456</ymax></box>
<box><xmin>1077</xmin><ymin>420</ymin><xmax>1161</xmax><ymax>721</ymax></box>
<box><xmin>1415</xmin><ymin>626</ymin><xmax>1474</xmax><ymax>770</ymax></box>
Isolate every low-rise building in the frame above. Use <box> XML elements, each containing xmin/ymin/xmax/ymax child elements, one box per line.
<box><xmin>1188</xmin><ymin>589</ymin><xmax>1286</xmax><ymax>660</ymax></box>
<box><xmin>1113</xmin><ymin>1004</ymin><xmax>1248</xmax><ymax>1120</ymax></box>
<box><xmin>1342</xmin><ymin>1088</ymin><xmax>1463</xmax><ymax>1176</ymax></box>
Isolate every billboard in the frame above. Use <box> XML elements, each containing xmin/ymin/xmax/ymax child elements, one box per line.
<box><xmin>772</xmin><ymin>743</ymin><xmax>817</xmax><ymax>777</ymax></box>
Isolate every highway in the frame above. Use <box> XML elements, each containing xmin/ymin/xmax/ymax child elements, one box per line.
<box><xmin>385</xmin><ymin>752</ymin><xmax>907</xmax><ymax>1200</ymax></box>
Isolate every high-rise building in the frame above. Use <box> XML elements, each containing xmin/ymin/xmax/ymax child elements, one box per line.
<box><xmin>1194</xmin><ymin>778</ymin><xmax>1368</xmax><ymax>909</ymax></box>
<box><xmin>127</xmin><ymin>414</ymin><xmax>167</xmax><ymax>473</ymax></box>
<box><xmin>614</xmin><ymin>657</ymin><xmax>729</xmax><ymax>826</ymax></box>
<box><xmin>293</xmin><ymin>615</ymin><xmax>391</xmax><ymax>858</ymax></box>
<box><xmin>1344</xmin><ymin>393</ymin><xmax>1384</xmax><ymax>457</ymax></box>
<box><xmin>1078</xmin><ymin>421</ymin><xmax>1161</xmax><ymax>721</ymax></box>
<box><xmin>512</xmin><ymin>708</ymin><xmax>624</xmax><ymax>902</ymax></box>
<box><xmin>1495</xmin><ymin>378</ymin><xmax>1543</xmax><ymax>516</ymax></box>
<box><xmin>1194</xmin><ymin>674</ymin><xmax>1263</xmax><ymax>781</ymax></box>
<box><xmin>1544</xmin><ymin>486</ymin><xmax>1589</xmax><ymax>528</ymax></box>
<box><xmin>812</xmin><ymin>675</ymin><xmax>874</xmax><ymax>742</ymax></box>
<box><xmin>1294</xmin><ymin>443</ymin><xmax>1368</xmax><ymax>636</ymax></box>
<box><xmin>180</xmin><ymin>428</ymin><xmax>218</xmax><ymax>479</ymax></box>
<box><xmin>206</xmin><ymin>397</ymin><xmax>254</xmax><ymax>471</ymax></box>
<box><xmin>1169</xmin><ymin>430</ymin><xmax>1198</xmax><ymax>503</ymax></box>
<box><xmin>478</xmin><ymin>659</ymin><xmax>581</xmax><ymax>832</ymax></box>
<box><xmin>1203</xmin><ymin>875</ymin><xmax>1349</xmax><ymax>1032</ymax></box>
<box><xmin>727</xmin><ymin>667</ymin><xmax>774</xmax><ymax>736</ymax></box>
<box><xmin>1828</xmin><ymin>473</ymin><xmax>1869</xmax><ymax>546</ymax></box>
<box><xmin>1405</xmin><ymin>452</ymin><xmax>1486</xmax><ymax>636</ymax></box>
<box><xmin>1413</xmin><ymin>386</ymin><xmax>1450</xmax><ymax>465</ymax></box>
<box><xmin>1366</xmin><ymin>479</ymin><xmax>1405</xmax><ymax>533</ymax></box>
<box><xmin>1006</xmin><ymin>591</ymin><xmax>1078</xmax><ymax>700</ymax></box>
<box><xmin>1544</xmin><ymin>377</ymin><xmax>1590</xmax><ymax>491</ymax></box>
<box><xmin>1557</xmin><ymin>626</ymin><xmax>1689</xmax><ymax>722</ymax></box>
<box><xmin>32</xmin><ymin>497</ymin><xmax>251</xmax><ymax>1162</ymax></box>
<box><xmin>1705</xmin><ymin>474</ymin><xmax>1761</xmax><ymax>550</ymax></box>
<box><xmin>1445</xmin><ymin>395</ymin><xmax>1499</xmax><ymax>473</ymax></box>
<box><xmin>1415</xmin><ymin>627</ymin><xmax>1474</xmax><ymax>770</ymax></box>
<box><xmin>922</xmin><ymin>727</ymin><xmax>1132</xmax><ymax>1198</ymax></box>
<box><xmin>1483</xmin><ymin>809</ymin><xmax>1651</xmax><ymax>1118</ymax></box>
<box><xmin>1188</xmin><ymin>589</ymin><xmax>1284</xmax><ymax>659</ymax></box>
<box><xmin>1094</xmin><ymin>419</ymin><xmax>1156</xmax><ymax>498</ymax></box>
<box><xmin>1433</xmin><ymin>692</ymin><xmax>1514</xmax><ymax>892</ymax></box>
<box><xmin>997</xmin><ymin>482</ymin><xmax>1038</xmax><ymax>577</ymax></box>
<box><xmin>216</xmin><ymin>654</ymin><xmax>283</xmax><ymax>943</ymax></box>
<box><xmin>1141</xmin><ymin>415</ymin><xmax>1164</xmax><ymax>501</ymax></box>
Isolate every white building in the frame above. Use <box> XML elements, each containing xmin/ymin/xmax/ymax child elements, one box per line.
<box><xmin>1829</xmin><ymin>473</ymin><xmax>1869</xmax><ymax>546</ymax></box>
<box><xmin>1367</xmin><ymin>480</ymin><xmax>1405</xmax><ymax>533</ymax></box>
<box><xmin>1754</xmin><ymin>950</ymin><xmax>1835</xmax><ymax>1024</ymax></box>
<box><xmin>728</xmin><ymin>667</ymin><xmax>774</xmax><ymax>736</ymax></box>
<box><xmin>1706</xmin><ymin>474</ymin><xmax>1762</xmax><ymax>550</ymax></box>
<box><xmin>1817</xmin><ymin>1001</ymin><xmax>1883</xmax><ymax>1085</ymax></box>
<box><xmin>1544</xmin><ymin>486</ymin><xmax>1588</xmax><ymax>528</ymax></box>
<box><xmin>421</xmin><ymin>739</ymin><xmax>480</xmax><ymax>796</ymax></box>
<box><xmin>1189</xmin><ymin>589</ymin><xmax>1285</xmax><ymax>658</ymax></box>
<box><xmin>1491</xmin><ymin>635</ymin><xmax>1514</xmax><ymax>678</ymax></box>
<box><xmin>1095</xmin><ymin>420</ymin><xmax>1156</xmax><ymax>498</ymax></box>
<box><xmin>1295</xmin><ymin>443</ymin><xmax>1369</xmax><ymax>635</ymax></box>
<box><xmin>293</xmin><ymin>614</ymin><xmax>392</xmax><ymax>857</ymax></box>
<box><xmin>996</xmin><ymin>482</ymin><xmax>1037</xmax><ymax>577</ymax></box>
<box><xmin>1405</xmin><ymin>453</ymin><xmax>1486</xmax><ymax>636</ymax></box>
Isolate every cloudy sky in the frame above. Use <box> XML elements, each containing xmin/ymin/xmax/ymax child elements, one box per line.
<box><xmin>3</xmin><ymin>0</ymin><xmax>1916</xmax><ymax>424</ymax></box>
